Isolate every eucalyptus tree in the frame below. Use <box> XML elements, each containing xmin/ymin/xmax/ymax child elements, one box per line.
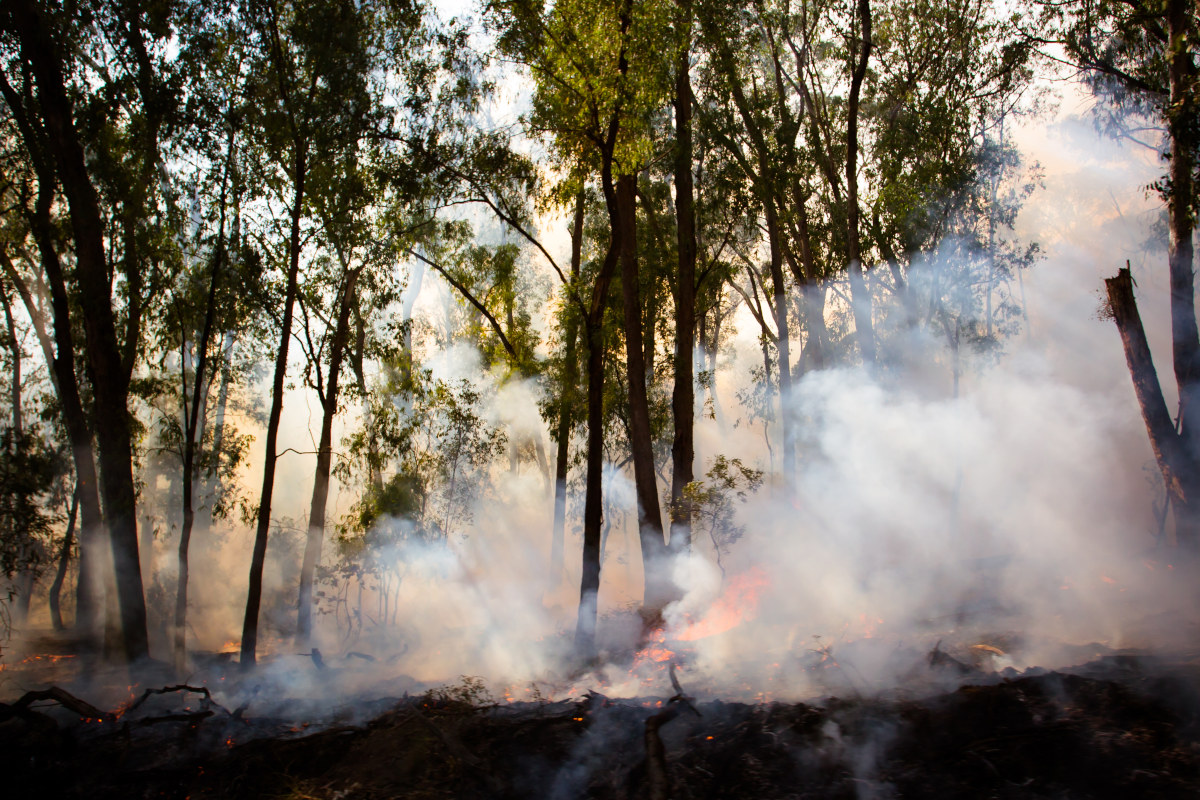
<box><xmin>237</xmin><ymin>0</ymin><xmax>441</xmax><ymax>668</ymax></box>
<box><xmin>697</xmin><ymin>1</ymin><xmax>805</xmax><ymax>481</ymax></box>
<box><xmin>491</xmin><ymin>0</ymin><xmax>681</xmax><ymax>656</ymax></box>
<box><xmin>0</xmin><ymin>0</ymin><xmax>194</xmax><ymax>661</ymax></box>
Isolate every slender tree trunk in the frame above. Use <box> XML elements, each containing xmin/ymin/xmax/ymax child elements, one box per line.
<box><xmin>174</xmin><ymin>147</ymin><xmax>230</xmax><ymax>673</ymax></box>
<box><xmin>576</xmin><ymin>316</ymin><xmax>607</xmax><ymax>659</ymax></box>
<box><xmin>1166</xmin><ymin>0</ymin><xmax>1200</xmax><ymax>463</ymax></box>
<box><xmin>49</xmin><ymin>487</ymin><xmax>79</xmax><ymax>631</ymax></box>
<box><xmin>3</xmin><ymin>284</ymin><xmax>35</xmax><ymax>623</ymax></box>
<box><xmin>297</xmin><ymin>265</ymin><xmax>361</xmax><ymax>646</ymax></box>
<box><xmin>576</xmin><ymin>153</ymin><xmax>620</xmax><ymax>661</ymax></box>
<box><xmin>615</xmin><ymin>174</ymin><xmax>671</xmax><ymax>610</ymax></box>
<box><xmin>576</xmin><ymin>5</ymin><xmax>629</xmax><ymax>660</ymax></box>
<box><xmin>207</xmin><ymin>330</ymin><xmax>236</xmax><ymax>500</ymax></box>
<box><xmin>551</xmin><ymin>191</ymin><xmax>585</xmax><ymax>588</ymax></box>
<box><xmin>349</xmin><ymin>312</ymin><xmax>383</xmax><ymax>494</ymax></box>
<box><xmin>0</xmin><ymin>253</ymin><xmax>103</xmax><ymax>640</ymax></box>
<box><xmin>670</xmin><ymin>5</ymin><xmax>697</xmax><ymax>553</ymax></box>
<box><xmin>242</xmin><ymin>143</ymin><xmax>307</xmax><ymax>668</ymax></box>
<box><xmin>4</xmin><ymin>284</ymin><xmax>23</xmax><ymax>438</ymax></box>
<box><xmin>10</xmin><ymin>0</ymin><xmax>148</xmax><ymax>659</ymax></box>
<box><xmin>846</xmin><ymin>0</ymin><xmax>876</xmax><ymax>366</ymax></box>
<box><xmin>765</xmin><ymin>204</ymin><xmax>795</xmax><ymax>484</ymax></box>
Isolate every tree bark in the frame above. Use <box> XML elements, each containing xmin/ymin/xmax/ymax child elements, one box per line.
<box><xmin>576</xmin><ymin>142</ymin><xmax>621</xmax><ymax>660</ymax></box>
<box><xmin>765</xmin><ymin>204</ymin><xmax>795</xmax><ymax>482</ymax></box>
<box><xmin>174</xmin><ymin>148</ymin><xmax>231</xmax><ymax>673</ymax></box>
<box><xmin>670</xmin><ymin>2</ymin><xmax>697</xmax><ymax>553</ymax></box>
<box><xmin>241</xmin><ymin>142</ymin><xmax>307</xmax><ymax>668</ymax></box>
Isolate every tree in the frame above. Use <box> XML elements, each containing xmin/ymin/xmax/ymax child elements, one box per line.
<box><xmin>1029</xmin><ymin>0</ymin><xmax>1199</xmax><ymax>546</ymax></box>
<box><xmin>491</xmin><ymin>0</ymin><xmax>681</xmax><ymax>657</ymax></box>
<box><xmin>239</xmin><ymin>0</ymin><xmax>413</xmax><ymax>668</ymax></box>
<box><xmin>0</xmin><ymin>0</ymin><xmax>191</xmax><ymax>661</ymax></box>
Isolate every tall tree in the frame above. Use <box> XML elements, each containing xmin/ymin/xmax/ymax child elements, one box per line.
<box><xmin>239</xmin><ymin>0</ymin><xmax>405</xmax><ymax>667</ymax></box>
<box><xmin>669</xmin><ymin>0</ymin><xmax>698</xmax><ymax>551</ymax></box>
<box><xmin>0</xmin><ymin>0</ymin><xmax>187</xmax><ymax>661</ymax></box>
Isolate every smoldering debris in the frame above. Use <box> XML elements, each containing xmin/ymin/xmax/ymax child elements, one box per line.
<box><xmin>3</xmin><ymin>655</ymin><xmax>1199</xmax><ymax>799</ymax></box>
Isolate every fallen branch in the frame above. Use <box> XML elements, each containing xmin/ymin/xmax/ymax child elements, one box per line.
<box><xmin>0</xmin><ymin>686</ymin><xmax>111</xmax><ymax>724</ymax></box>
<box><xmin>125</xmin><ymin>684</ymin><xmax>233</xmax><ymax>718</ymax></box>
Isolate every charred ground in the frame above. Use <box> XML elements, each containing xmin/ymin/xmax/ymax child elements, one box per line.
<box><xmin>3</xmin><ymin>654</ymin><xmax>1199</xmax><ymax>799</ymax></box>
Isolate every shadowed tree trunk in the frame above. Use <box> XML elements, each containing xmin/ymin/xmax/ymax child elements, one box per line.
<box><xmin>576</xmin><ymin>148</ymin><xmax>620</xmax><ymax>660</ymax></box>
<box><xmin>242</xmin><ymin>139</ymin><xmax>307</xmax><ymax>669</ymax></box>
<box><xmin>1164</xmin><ymin>0</ymin><xmax>1200</xmax><ymax>468</ymax></box>
<box><xmin>845</xmin><ymin>0</ymin><xmax>876</xmax><ymax>366</ymax></box>
<box><xmin>174</xmin><ymin>145</ymin><xmax>231</xmax><ymax>674</ymax></box>
<box><xmin>670</xmin><ymin>0</ymin><xmax>697</xmax><ymax>553</ymax></box>
<box><xmin>297</xmin><ymin>258</ymin><xmax>363</xmax><ymax>647</ymax></box>
<box><xmin>616</xmin><ymin>173</ymin><xmax>672</xmax><ymax>610</ymax></box>
<box><xmin>49</xmin><ymin>487</ymin><xmax>79</xmax><ymax>631</ymax></box>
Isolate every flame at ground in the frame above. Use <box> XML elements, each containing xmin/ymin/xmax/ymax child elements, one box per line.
<box><xmin>671</xmin><ymin>567</ymin><xmax>769</xmax><ymax>642</ymax></box>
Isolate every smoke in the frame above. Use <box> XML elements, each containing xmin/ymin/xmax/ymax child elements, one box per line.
<box><xmin>220</xmin><ymin>100</ymin><xmax>1193</xmax><ymax>706</ymax></box>
<box><xmin>7</xmin><ymin>88</ymin><xmax>1195</xmax><ymax>720</ymax></box>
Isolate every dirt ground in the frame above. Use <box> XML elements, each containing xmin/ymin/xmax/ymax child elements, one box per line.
<box><xmin>2</xmin><ymin>651</ymin><xmax>1200</xmax><ymax>799</ymax></box>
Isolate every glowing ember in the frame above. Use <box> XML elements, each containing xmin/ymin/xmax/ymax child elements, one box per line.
<box><xmin>673</xmin><ymin>567</ymin><xmax>769</xmax><ymax>642</ymax></box>
<box><xmin>113</xmin><ymin>686</ymin><xmax>140</xmax><ymax>719</ymax></box>
<box><xmin>634</xmin><ymin>629</ymin><xmax>676</xmax><ymax>665</ymax></box>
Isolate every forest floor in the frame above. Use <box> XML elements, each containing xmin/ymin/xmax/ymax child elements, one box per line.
<box><xmin>2</xmin><ymin>643</ymin><xmax>1200</xmax><ymax>799</ymax></box>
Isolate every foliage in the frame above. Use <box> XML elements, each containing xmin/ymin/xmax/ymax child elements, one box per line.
<box><xmin>682</xmin><ymin>455</ymin><xmax>763</xmax><ymax>574</ymax></box>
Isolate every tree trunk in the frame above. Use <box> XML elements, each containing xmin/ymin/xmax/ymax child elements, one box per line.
<box><xmin>174</xmin><ymin>155</ymin><xmax>230</xmax><ymax>673</ymax></box>
<box><xmin>1165</xmin><ymin>0</ymin><xmax>1200</xmax><ymax>464</ymax></box>
<box><xmin>49</xmin><ymin>487</ymin><xmax>79</xmax><ymax>631</ymax></box>
<box><xmin>10</xmin><ymin>0</ymin><xmax>148</xmax><ymax>660</ymax></box>
<box><xmin>765</xmin><ymin>204</ymin><xmax>795</xmax><ymax>483</ymax></box>
<box><xmin>846</xmin><ymin>0</ymin><xmax>876</xmax><ymax>366</ymax></box>
<box><xmin>670</xmin><ymin>4</ymin><xmax>697</xmax><ymax>553</ymax></box>
<box><xmin>241</xmin><ymin>142</ymin><xmax>307</xmax><ymax>668</ymax></box>
<box><xmin>575</xmin><ymin>150</ymin><xmax>621</xmax><ymax>661</ymax></box>
<box><xmin>297</xmin><ymin>265</ymin><xmax>361</xmax><ymax>646</ymax></box>
<box><xmin>551</xmin><ymin>191</ymin><xmax>585</xmax><ymax>588</ymax></box>
<box><xmin>616</xmin><ymin>173</ymin><xmax>672</xmax><ymax>610</ymax></box>
<box><xmin>1106</xmin><ymin>267</ymin><xmax>1199</xmax><ymax>546</ymax></box>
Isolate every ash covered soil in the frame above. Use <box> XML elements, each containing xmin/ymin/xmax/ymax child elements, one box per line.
<box><xmin>3</xmin><ymin>655</ymin><xmax>1200</xmax><ymax>799</ymax></box>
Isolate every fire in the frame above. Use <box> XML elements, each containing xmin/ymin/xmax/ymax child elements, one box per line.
<box><xmin>113</xmin><ymin>685</ymin><xmax>139</xmax><ymax>719</ymax></box>
<box><xmin>633</xmin><ymin>629</ymin><xmax>676</xmax><ymax>667</ymax></box>
<box><xmin>673</xmin><ymin>567</ymin><xmax>769</xmax><ymax>642</ymax></box>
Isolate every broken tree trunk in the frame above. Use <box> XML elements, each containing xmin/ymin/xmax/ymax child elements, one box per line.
<box><xmin>1106</xmin><ymin>266</ymin><xmax>1200</xmax><ymax>547</ymax></box>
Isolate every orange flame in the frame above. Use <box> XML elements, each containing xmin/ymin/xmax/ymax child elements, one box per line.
<box><xmin>674</xmin><ymin>567</ymin><xmax>769</xmax><ymax>642</ymax></box>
